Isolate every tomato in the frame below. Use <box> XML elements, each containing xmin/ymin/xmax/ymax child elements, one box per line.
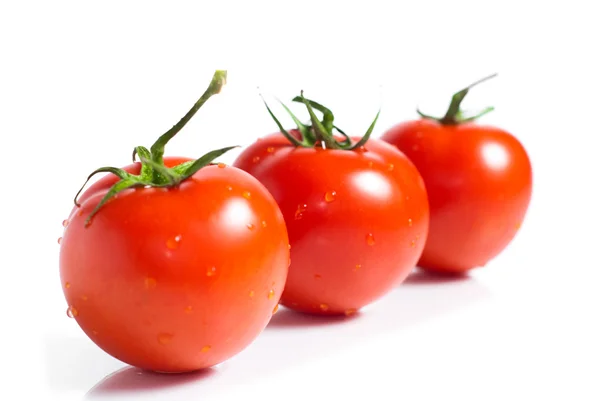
<box><xmin>381</xmin><ymin>74</ymin><xmax>532</xmax><ymax>274</ymax></box>
<box><xmin>234</xmin><ymin>93</ymin><xmax>429</xmax><ymax>315</ymax></box>
<box><xmin>59</xmin><ymin>71</ymin><xmax>289</xmax><ymax>373</ymax></box>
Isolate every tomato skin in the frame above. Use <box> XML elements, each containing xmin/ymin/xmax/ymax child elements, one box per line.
<box><xmin>381</xmin><ymin>119</ymin><xmax>533</xmax><ymax>273</ymax></box>
<box><xmin>234</xmin><ymin>135</ymin><xmax>429</xmax><ymax>315</ymax></box>
<box><xmin>59</xmin><ymin>157</ymin><xmax>289</xmax><ymax>372</ymax></box>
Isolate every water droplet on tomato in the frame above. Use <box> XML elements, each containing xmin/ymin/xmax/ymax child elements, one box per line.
<box><xmin>319</xmin><ymin>303</ymin><xmax>329</xmax><ymax>311</ymax></box>
<box><xmin>227</xmin><ymin>185</ymin><xmax>233</xmax><ymax>191</ymax></box>
<box><xmin>65</xmin><ymin>282</ymin><xmax>71</xmax><ymax>289</ymax></box>
<box><xmin>66</xmin><ymin>306</ymin><xmax>78</xmax><ymax>318</ymax></box>
<box><xmin>201</xmin><ymin>345</ymin><xmax>211</xmax><ymax>353</ymax></box>
<box><xmin>272</xmin><ymin>304</ymin><xmax>279</xmax><ymax>314</ymax></box>
<box><xmin>261</xmin><ymin>220</ymin><xmax>267</xmax><ymax>228</ymax></box>
<box><xmin>206</xmin><ymin>266</ymin><xmax>217</xmax><ymax>277</ymax></box>
<box><xmin>249</xmin><ymin>290</ymin><xmax>255</xmax><ymax>298</ymax></box>
<box><xmin>217</xmin><ymin>163</ymin><xmax>226</xmax><ymax>169</ymax></box>
<box><xmin>252</xmin><ymin>156</ymin><xmax>260</xmax><ymax>163</ymax></box>
<box><xmin>294</xmin><ymin>204</ymin><xmax>307</xmax><ymax>220</ymax></box>
<box><xmin>242</xmin><ymin>191</ymin><xmax>251</xmax><ymax>199</ymax></box>
<box><xmin>357</xmin><ymin>146</ymin><xmax>367</xmax><ymax>153</ymax></box>
<box><xmin>166</xmin><ymin>235</ymin><xmax>182</xmax><ymax>250</ymax></box>
<box><xmin>387</xmin><ymin>163</ymin><xmax>394</xmax><ymax>171</ymax></box>
<box><xmin>408</xmin><ymin>218</ymin><xmax>413</xmax><ymax>227</ymax></box>
<box><xmin>57</xmin><ymin>237</ymin><xmax>62</xmax><ymax>245</ymax></box>
<box><xmin>157</xmin><ymin>333</ymin><xmax>173</xmax><ymax>345</ymax></box>
<box><xmin>267</xmin><ymin>147</ymin><xmax>275</xmax><ymax>153</ymax></box>
<box><xmin>345</xmin><ymin>308</ymin><xmax>357</xmax><ymax>316</ymax></box>
<box><xmin>288</xmin><ymin>244</ymin><xmax>291</xmax><ymax>250</ymax></box>
<box><xmin>324</xmin><ymin>191</ymin><xmax>337</xmax><ymax>202</ymax></box>
<box><xmin>366</xmin><ymin>233</ymin><xmax>375</xmax><ymax>246</ymax></box>
<box><xmin>268</xmin><ymin>289</ymin><xmax>275</xmax><ymax>300</ymax></box>
<box><xmin>62</xmin><ymin>219</ymin><xmax>69</xmax><ymax>227</ymax></box>
<box><xmin>185</xmin><ymin>306</ymin><xmax>193</xmax><ymax>313</ymax></box>
<box><xmin>145</xmin><ymin>277</ymin><xmax>157</xmax><ymax>289</ymax></box>
<box><xmin>247</xmin><ymin>223</ymin><xmax>255</xmax><ymax>230</ymax></box>
<box><xmin>314</xmin><ymin>274</ymin><xmax>322</xmax><ymax>279</ymax></box>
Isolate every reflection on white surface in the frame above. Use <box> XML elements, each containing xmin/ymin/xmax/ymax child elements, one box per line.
<box><xmin>351</xmin><ymin>171</ymin><xmax>393</xmax><ymax>200</ymax></box>
<box><xmin>481</xmin><ymin>142</ymin><xmax>510</xmax><ymax>171</ymax></box>
<box><xmin>69</xmin><ymin>272</ymin><xmax>491</xmax><ymax>400</ymax></box>
<box><xmin>86</xmin><ymin>367</ymin><xmax>216</xmax><ymax>398</ymax></box>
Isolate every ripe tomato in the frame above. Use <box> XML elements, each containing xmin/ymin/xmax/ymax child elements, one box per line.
<box><xmin>381</xmin><ymin>74</ymin><xmax>532</xmax><ymax>273</ymax></box>
<box><xmin>59</xmin><ymin>71</ymin><xmax>289</xmax><ymax>373</ymax></box>
<box><xmin>234</xmin><ymin>93</ymin><xmax>429</xmax><ymax>316</ymax></box>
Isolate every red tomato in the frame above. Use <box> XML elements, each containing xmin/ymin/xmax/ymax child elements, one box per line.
<box><xmin>234</xmin><ymin>95</ymin><xmax>429</xmax><ymax>316</ymax></box>
<box><xmin>59</xmin><ymin>71</ymin><xmax>289</xmax><ymax>372</ymax></box>
<box><xmin>381</xmin><ymin>75</ymin><xmax>532</xmax><ymax>273</ymax></box>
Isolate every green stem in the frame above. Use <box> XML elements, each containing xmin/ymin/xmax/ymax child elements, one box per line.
<box><xmin>262</xmin><ymin>91</ymin><xmax>379</xmax><ymax>151</ymax></box>
<box><xmin>150</xmin><ymin>70</ymin><xmax>227</xmax><ymax>166</ymax></box>
<box><xmin>419</xmin><ymin>73</ymin><xmax>498</xmax><ymax>125</ymax></box>
<box><xmin>297</xmin><ymin>91</ymin><xmax>338</xmax><ymax>149</ymax></box>
<box><xmin>73</xmin><ymin>70</ymin><xmax>236</xmax><ymax>227</ymax></box>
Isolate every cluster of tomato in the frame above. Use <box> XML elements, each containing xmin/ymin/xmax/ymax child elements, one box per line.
<box><xmin>58</xmin><ymin>70</ymin><xmax>532</xmax><ymax>373</ymax></box>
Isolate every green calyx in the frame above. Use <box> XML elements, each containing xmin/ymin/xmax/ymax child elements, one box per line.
<box><xmin>417</xmin><ymin>73</ymin><xmax>498</xmax><ymax>125</ymax></box>
<box><xmin>263</xmin><ymin>91</ymin><xmax>380</xmax><ymax>150</ymax></box>
<box><xmin>74</xmin><ymin>70</ymin><xmax>237</xmax><ymax>226</ymax></box>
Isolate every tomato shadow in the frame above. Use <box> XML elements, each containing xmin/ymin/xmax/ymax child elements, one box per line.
<box><xmin>267</xmin><ymin>307</ymin><xmax>361</xmax><ymax>328</ymax></box>
<box><xmin>230</xmin><ymin>271</ymin><xmax>491</xmax><ymax>379</ymax></box>
<box><xmin>402</xmin><ymin>269</ymin><xmax>471</xmax><ymax>285</ymax></box>
<box><xmin>85</xmin><ymin>366</ymin><xmax>216</xmax><ymax>398</ymax></box>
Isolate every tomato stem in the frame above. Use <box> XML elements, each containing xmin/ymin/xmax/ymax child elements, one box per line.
<box><xmin>74</xmin><ymin>70</ymin><xmax>236</xmax><ymax>226</ymax></box>
<box><xmin>263</xmin><ymin>91</ymin><xmax>380</xmax><ymax>150</ymax></box>
<box><xmin>417</xmin><ymin>73</ymin><xmax>497</xmax><ymax>125</ymax></box>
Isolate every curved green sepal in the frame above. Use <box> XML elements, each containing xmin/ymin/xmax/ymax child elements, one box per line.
<box><xmin>459</xmin><ymin>106</ymin><xmax>495</xmax><ymax>123</ymax></box>
<box><xmin>291</xmin><ymin>96</ymin><xmax>334</xmax><ymax>133</ymax></box>
<box><xmin>260</xmin><ymin>95</ymin><xmax>306</xmax><ymax>147</ymax></box>
<box><xmin>74</xmin><ymin>167</ymin><xmax>132</xmax><ymax>207</ymax></box>
<box><xmin>333</xmin><ymin>125</ymin><xmax>352</xmax><ymax>147</ymax></box>
<box><xmin>297</xmin><ymin>91</ymin><xmax>338</xmax><ymax>149</ymax></box>
<box><xmin>347</xmin><ymin>108</ymin><xmax>380</xmax><ymax>150</ymax></box>
<box><xmin>171</xmin><ymin>160</ymin><xmax>195</xmax><ymax>175</ymax></box>
<box><xmin>278</xmin><ymin>100</ymin><xmax>314</xmax><ymax>145</ymax></box>
<box><xmin>179</xmin><ymin>146</ymin><xmax>239</xmax><ymax>180</ymax></box>
<box><xmin>85</xmin><ymin>179</ymin><xmax>140</xmax><ymax>226</ymax></box>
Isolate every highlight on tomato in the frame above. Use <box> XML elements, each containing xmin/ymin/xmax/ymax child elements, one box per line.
<box><xmin>233</xmin><ymin>91</ymin><xmax>429</xmax><ymax>316</ymax></box>
<box><xmin>59</xmin><ymin>70</ymin><xmax>290</xmax><ymax>373</ymax></box>
<box><xmin>381</xmin><ymin>74</ymin><xmax>533</xmax><ymax>274</ymax></box>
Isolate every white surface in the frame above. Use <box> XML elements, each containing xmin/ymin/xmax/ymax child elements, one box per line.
<box><xmin>1</xmin><ymin>1</ymin><xmax>599</xmax><ymax>400</ymax></box>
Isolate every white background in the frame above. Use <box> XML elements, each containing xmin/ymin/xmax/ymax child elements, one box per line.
<box><xmin>1</xmin><ymin>1</ymin><xmax>599</xmax><ymax>400</ymax></box>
